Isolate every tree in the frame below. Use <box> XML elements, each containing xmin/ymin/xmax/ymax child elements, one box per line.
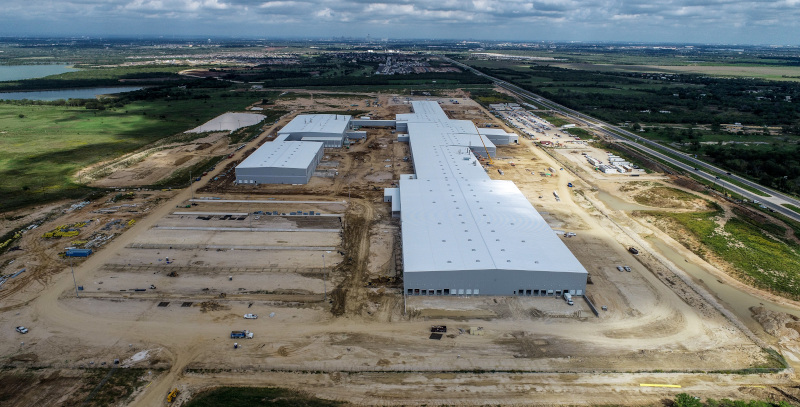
<box><xmin>674</xmin><ymin>393</ymin><xmax>703</xmax><ymax>407</ymax></box>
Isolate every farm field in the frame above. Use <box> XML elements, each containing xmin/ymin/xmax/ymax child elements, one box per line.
<box><xmin>0</xmin><ymin>89</ymin><xmax>262</xmax><ymax>211</ymax></box>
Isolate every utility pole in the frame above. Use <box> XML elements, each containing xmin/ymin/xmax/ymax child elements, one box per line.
<box><xmin>69</xmin><ymin>255</ymin><xmax>79</xmax><ymax>298</ymax></box>
<box><xmin>322</xmin><ymin>254</ymin><xmax>327</xmax><ymax>302</ymax></box>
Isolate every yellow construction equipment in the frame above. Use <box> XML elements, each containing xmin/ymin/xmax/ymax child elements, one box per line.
<box><xmin>477</xmin><ymin>134</ymin><xmax>494</xmax><ymax>165</ymax></box>
<box><xmin>167</xmin><ymin>388</ymin><xmax>179</xmax><ymax>403</ymax></box>
<box><xmin>42</xmin><ymin>222</ymin><xmax>87</xmax><ymax>238</ymax></box>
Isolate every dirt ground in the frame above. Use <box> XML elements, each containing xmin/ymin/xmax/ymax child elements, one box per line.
<box><xmin>3</xmin><ymin>89</ymin><xmax>800</xmax><ymax>406</ymax></box>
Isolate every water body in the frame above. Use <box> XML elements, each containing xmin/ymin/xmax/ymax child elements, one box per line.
<box><xmin>0</xmin><ymin>64</ymin><xmax>78</xmax><ymax>81</ymax></box>
<box><xmin>0</xmin><ymin>87</ymin><xmax>143</xmax><ymax>101</ymax></box>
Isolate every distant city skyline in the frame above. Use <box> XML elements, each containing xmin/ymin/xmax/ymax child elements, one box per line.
<box><xmin>1</xmin><ymin>0</ymin><xmax>798</xmax><ymax>46</ymax></box>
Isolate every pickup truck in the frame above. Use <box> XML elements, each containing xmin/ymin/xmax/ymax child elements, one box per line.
<box><xmin>243</xmin><ymin>314</ymin><xmax>258</xmax><ymax>319</ymax></box>
<box><xmin>15</xmin><ymin>326</ymin><xmax>28</xmax><ymax>334</ymax></box>
<box><xmin>230</xmin><ymin>330</ymin><xmax>254</xmax><ymax>339</ymax></box>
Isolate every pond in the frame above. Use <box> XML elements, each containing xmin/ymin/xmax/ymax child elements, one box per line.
<box><xmin>0</xmin><ymin>64</ymin><xmax>79</xmax><ymax>81</ymax></box>
<box><xmin>0</xmin><ymin>87</ymin><xmax>143</xmax><ymax>101</ymax></box>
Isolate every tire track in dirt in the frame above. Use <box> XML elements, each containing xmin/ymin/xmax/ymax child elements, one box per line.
<box><xmin>330</xmin><ymin>200</ymin><xmax>373</xmax><ymax>317</ymax></box>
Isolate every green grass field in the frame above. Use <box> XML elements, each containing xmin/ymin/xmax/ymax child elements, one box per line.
<box><xmin>564</xmin><ymin>127</ymin><xmax>593</xmax><ymax>139</ymax></box>
<box><xmin>537</xmin><ymin>113</ymin><xmax>569</xmax><ymax>127</ymax></box>
<box><xmin>650</xmin><ymin>209</ymin><xmax>800</xmax><ymax>299</ymax></box>
<box><xmin>0</xmin><ymin>90</ymin><xmax>261</xmax><ymax>211</ymax></box>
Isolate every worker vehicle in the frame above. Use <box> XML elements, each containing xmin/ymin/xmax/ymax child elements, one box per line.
<box><xmin>230</xmin><ymin>330</ymin><xmax>254</xmax><ymax>339</ymax></box>
<box><xmin>243</xmin><ymin>313</ymin><xmax>258</xmax><ymax>319</ymax></box>
<box><xmin>167</xmin><ymin>388</ymin><xmax>179</xmax><ymax>403</ymax></box>
<box><xmin>623</xmin><ymin>266</ymin><xmax>632</xmax><ymax>272</ymax></box>
<box><xmin>563</xmin><ymin>293</ymin><xmax>574</xmax><ymax>306</ymax></box>
<box><xmin>616</xmin><ymin>266</ymin><xmax>624</xmax><ymax>272</ymax></box>
<box><xmin>15</xmin><ymin>326</ymin><xmax>28</xmax><ymax>334</ymax></box>
<box><xmin>629</xmin><ymin>247</ymin><xmax>639</xmax><ymax>255</ymax></box>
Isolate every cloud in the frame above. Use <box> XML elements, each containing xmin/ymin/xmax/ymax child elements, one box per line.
<box><xmin>0</xmin><ymin>0</ymin><xmax>798</xmax><ymax>44</ymax></box>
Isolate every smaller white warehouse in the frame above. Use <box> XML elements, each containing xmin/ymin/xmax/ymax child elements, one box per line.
<box><xmin>235</xmin><ymin>141</ymin><xmax>323</xmax><ymax>185</ymax></box>
<box><xmin>276</xmin><ymin>114</ymin><xmax>352</xmax><ymax>148</ymax></box>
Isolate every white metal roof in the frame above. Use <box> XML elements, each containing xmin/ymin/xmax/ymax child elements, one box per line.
<box><xmin>236</xmin><ymin>141</ymin><xmax>322</xmax><ymax>170</ymax></box>
<box><xmin>478</xmin><ymin>128</ymin><xmax>513</xmax><ymax>136</ymax></box>
<box><xmin>396</xmin><ymin>101</ymin><xmax>588</xmax><ymax>276</ymax></box>
<box><xmin>278</xmin><ymin>114</ymin><xmax>351</xmax><ymax>135</ymax></box>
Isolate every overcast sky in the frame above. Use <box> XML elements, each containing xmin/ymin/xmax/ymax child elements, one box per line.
<box><xmin>1</xmin><ymin>0</ymin><xmax>798</xmax><ymax>45</ymax></box>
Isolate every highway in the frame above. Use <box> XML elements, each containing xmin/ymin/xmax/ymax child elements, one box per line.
<box><xmin>443</xmin><ymin>56</ymin><xmax>800</xmax><ymax>223</ymax></box>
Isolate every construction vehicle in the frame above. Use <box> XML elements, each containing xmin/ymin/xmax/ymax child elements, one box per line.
<box><xmin>167</xmin><ymin>388</ymin><xmax>179</xmax><ymax>403</ymax></box>
<box><xmin>477</xmin><ymin>134</ymin><xmax>494</xmax><ymax>165</ymax></box>
<box><xmin>230</xmin><ymin>330</ymin><xmax>254</xmax><ymax>339</ymax></box>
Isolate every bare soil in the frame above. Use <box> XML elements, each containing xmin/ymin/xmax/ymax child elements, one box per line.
<box><xmin>2</xmin><ymin>90</ymin><xmax>799</xmax><ymax>406</ymax></box>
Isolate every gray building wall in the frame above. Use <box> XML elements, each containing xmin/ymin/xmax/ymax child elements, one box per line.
<box><xmin>483</xmin><ymin>133</ymin><xmax>519</xmax><ymax>145</ymax></box>
<box><xmin>300</xmin><ymin>136</ymin><xmax>343</xmax><ymax>148</ymax></box>
<box><xmin>404</xmin><ymin>269</ymin><xmax>587</xmax><ymax>296</ymax></box>
<box><xmin>351</xmin><ymin>119</ymin><xmax>396</xmax><ymax>127</ymax></box>
<box><xmin>235</xmin><ymin>146</ymin><xmax>323</xmax><ymax>185</ymax></box>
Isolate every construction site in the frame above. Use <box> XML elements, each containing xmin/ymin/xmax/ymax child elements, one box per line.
<box><xmin>2</xmin><ymin>89</ymin><xmax>800</xmax><ymax>406</ymax></box>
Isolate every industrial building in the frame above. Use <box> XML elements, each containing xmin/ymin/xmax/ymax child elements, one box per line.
<box><xmin>275</xmin><ymin>114</ymin><xmax>352</xmax><ymax>148</ymax></box>
<box><xmin>385</xmin><ymin>101</ymin><xmax>588</xmax><ymax>297</ymax></box>
<box><xmin>235</xmin><ymin>113</ymin><xmax>350</xmax><ymax>184</ymax></box>
<box><xmin>235</xmin><ymin>141</ymin><xmax>324</xmax><ymax>185</ymax></box>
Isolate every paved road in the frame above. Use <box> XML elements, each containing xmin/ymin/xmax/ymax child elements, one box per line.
<box><xmin>444</xmin><ymin>56</ymin><xmax>800</xmax><ymax>223</ymax></box>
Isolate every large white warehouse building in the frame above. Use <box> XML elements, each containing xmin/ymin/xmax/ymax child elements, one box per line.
<box><xmin>235</xmin><ymin>141</ymin><xmax>323</xmax><ymax>185</ymax></box>
<box><xmin>386</xmin><ymin>101</ymin><xmax>588</xmax><ymax>297</ymax></box>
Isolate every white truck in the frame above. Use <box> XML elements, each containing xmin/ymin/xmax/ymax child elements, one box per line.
<box><xmin>563</xmin><ymin>293</ymin><xmax>574</xmax><ymax>306</ymax></box>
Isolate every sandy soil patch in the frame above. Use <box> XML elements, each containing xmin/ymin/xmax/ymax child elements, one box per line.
<box><xmin>186</xmin><ymin>112</ymin><xmax>266</xmax><ymax>133</ymax></box>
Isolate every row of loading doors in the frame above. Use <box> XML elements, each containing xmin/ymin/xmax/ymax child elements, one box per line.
<box><xmin>407</xmin><ymin>289</ymin><xmax>479</xmax><ymax>296</ymax></box>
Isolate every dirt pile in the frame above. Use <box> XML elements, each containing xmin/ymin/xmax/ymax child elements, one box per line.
<box><xmin>751</xmin><ymin>306</ymin><xmax>800</xmax><ymax>341</ymax></box>
<box><xmin>199</xmin><ymin>301</ymin><xmax>229</xmax><ymax>313</ymax></box>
